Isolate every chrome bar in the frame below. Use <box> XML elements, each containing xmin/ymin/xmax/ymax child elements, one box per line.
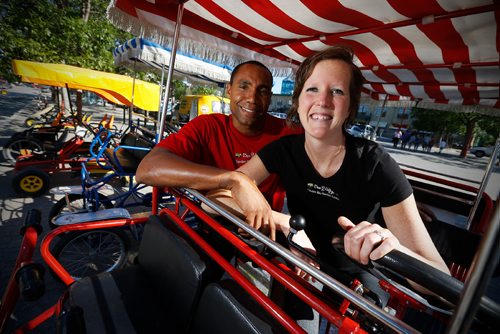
<box><xmin>157</xmin><ymin>2</ymin><xmax>184</xmax><ymax>141</ymax></box>
<box><xmin>183</xmin><ymin>188</ymin><xmax>419</xmax><ymax>334</ymax></box>
<box><xmin>466</xmin><ymin>138</ymin><xmax>500</xmax><ymax>229</ymax></box>
<box><xmin>447</xmin><ymin>201</ymin><xmax>500</xmax><ymax>333</ymax></box>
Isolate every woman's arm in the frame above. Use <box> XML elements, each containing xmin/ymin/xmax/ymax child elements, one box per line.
<box><xmin>381</xmin><ymin>195</ymin><xmax>449</xmax><ymax>273</ymax></box>
<box><xmin>338</xmin><ymin>194</ymin><xmax>449</xmax><ymax>293</ymax></box>
<box><xmin>339</xmin><ymin>195</ymin><xmax>447</xmax><ymax>271</ymax></box>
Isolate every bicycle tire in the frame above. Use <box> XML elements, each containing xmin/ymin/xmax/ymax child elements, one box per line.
<box><xmin>51</xmin><ymin>228</ymin><xmax>130</xmax><ymax>281</ymax></box>
<box><xmin>2</xmin><ymin>137</ymin><xmax>43</xmax><ymax>165</ymax></box>
<box><xmin>11</xmin><ymin>168</ymin><xmax>50</xmax><ymax>197</ymax></box>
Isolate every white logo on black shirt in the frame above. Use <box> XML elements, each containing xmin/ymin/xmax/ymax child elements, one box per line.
<box><xmin>306</xmin><ymin>183</ymin><xmax>340</xmax><ymax>200</ymax></box>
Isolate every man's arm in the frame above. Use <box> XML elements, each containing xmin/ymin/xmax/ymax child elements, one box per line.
<box><xmin>137</xmin><ymin>147</ymin><xmax>278</xmax><ymax>238</ymax></box>
<box><xmin>136</xmin><ymin>146</ymin><xmax>238</xmax><ymax>190</ymax></box>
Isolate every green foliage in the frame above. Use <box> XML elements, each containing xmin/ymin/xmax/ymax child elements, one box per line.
<box><xmin>0</xmin><ymin>0</ymin><xmax>132</xmax><ymax>82</ymax></box>
<box><xmin>411</xmin><ymin>108</ymin><xmax>463</xmax><ymax>135</ymax></box>
<box><xmin>476</xmin><ymin>115</ymin><xmax>500</xmax><ymax>146</ymax></box>
<box><xmin>172</xmin><ymin>80</ymin><xmax>187</xmax><ymax>100</ymax></box>
<box><xmin>412</xmin><ymin>107</ymin><xmax>500</xmax><ymax>148</ymax></box>
<box><xmin>0</xmin><ymin>0</ymin><xmax>225</xmax><ymax>96</ymax></box>
<box><xmin>191</xmin><ymin>85</ymin><xmax>220</xmax><ymax>96</ymax></box>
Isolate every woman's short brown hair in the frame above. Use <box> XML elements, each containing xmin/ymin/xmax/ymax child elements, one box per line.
<box><xmin>287</xmin><ymin>45</ymin><xmax>364</xmax><ymax>125</ymax></box>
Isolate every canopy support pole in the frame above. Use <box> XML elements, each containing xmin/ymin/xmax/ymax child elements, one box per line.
<box><xmin>447</xmin><ymin>201</ymin><xmax>500</xmax><ymax>333</ymax></box>
<box><xmin>157</xmin><ymin>2</ymin><xmax>185</xmax><ymax>142</ymax></box>
<box><xmin>466</xmin><ymin>136</ymin><xmax>500</xmax><ymax>229</ymax></box>
<box><xmin>373</xmin><ymin>95</ymin><xmax>389</xmax><ymax>139</ymax></box>
<box><xmin>152</xmin><ymin>1</ymin><xmax>186</xmax><ymax>215</ymax></box>
<box><xmin>64</xmin><ymin>84</ymin><xmax>73</xmax><ymax>114</ymax></box>
<box><xmin>129</xmin><ymin>59</ymin><xmax>138</xmax><ymax>130</ymax></box>
<box><xmin>156</xmin><ymin>63</ymin><xmax>166</xmax><ymax>143</ymax></box>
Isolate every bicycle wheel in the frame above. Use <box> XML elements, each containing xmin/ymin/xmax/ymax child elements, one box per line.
<box><xmin>12</xmin><ymin>168</ymin><xmax>50</xmax><ymax>197</ymax></box>
<box><xmin>48</xmin><ymin>193</ymin><xmax>114</xmax><ymax>228</ymax></box>
<box><xmin>2</xmin><ymin>137</ymin><xmax>43</xmax><ymax>165</ymax></box>
<box><xmin>52</xmin><ymin>228</ymin><xmax>130</xmax><ymax>280</ymax></box>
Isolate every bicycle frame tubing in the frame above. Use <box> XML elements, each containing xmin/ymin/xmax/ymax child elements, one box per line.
<box><xmin>165</xmin><ymin>191</ymin><xmax>371</xmax><ymax>333</ymax></box>
<box><xmin>178</xmin><ymin>188</ymin><xmax>418</xmax><ymax>333</ymax></box>
<box><xmin>160</xmin><ymin>207</ymin><xmax>308</xmax><ymax>333</ymax></box>
<box><xmin>0</xmin><ymin>213</ymin><xmax>42</xmax><ymax>333</ymax></box>
<box><xmin>88</xmin><ymin>127</ymin><xmax>117</xmax><ymax>170</ymax></box>
<box><xmin>40</xmin><ymin>216</ymin><xmax>149</xmax><ymax>286</ymax></box>
<box><xmin>78</xmin><ymin>160</ymin><xmax>150</xmax><ymax>211</ymax></box>
<box><xmin>108</xmin><ymin>144</ymin><xmax>151</xmax><ymax>174</ymax></box>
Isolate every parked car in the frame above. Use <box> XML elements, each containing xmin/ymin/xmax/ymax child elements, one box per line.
<box><xmin>470</xmin><ymin>146</ymin><xmax>495</xmax><ymax>158</ymax></box>
<box><xmin>347</xmin><ymin>124</ymin><xmax>376</xmax><ymax>140</ymax></box>
<box><xmin>268</xmin><ymin>111</ymin><xmax>287</xmax><ymax>119</ymax></box>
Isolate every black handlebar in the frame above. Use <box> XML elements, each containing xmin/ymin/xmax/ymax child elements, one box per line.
<box><xmin>287</xmin><ymin>215</ymin><xmax>500</xmax><ymax>327</ymax></box>
<box><xmin>376</xmin><ymin>249</ymin><xmax>500</xmax><ymax>326</ymax></box>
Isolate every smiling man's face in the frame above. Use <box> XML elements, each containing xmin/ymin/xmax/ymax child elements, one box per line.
<box><xmin>226</xmin><ymin>63</ymin><xmax>273</xmax><ymax>136</ymax></box>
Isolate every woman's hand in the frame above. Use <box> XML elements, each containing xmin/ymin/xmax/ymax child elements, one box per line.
<box><xmin>337</xmin><ymin>216</ymin><xmax>400</xmax><ymax>265</ymax></box>
<box><xmin>290</xmin><ymin>230</ymin><xmax>320</xmax><ymax>282</ymax></box>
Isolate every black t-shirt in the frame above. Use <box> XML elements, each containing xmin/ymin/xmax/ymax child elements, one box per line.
<box><xmin>258</xmin><ymin>133</ymin><xmax>413</xmax><ymax>268</ymax></box>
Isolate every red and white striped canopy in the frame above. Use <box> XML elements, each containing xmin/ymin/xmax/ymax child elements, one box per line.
<box><xmin>107</xmin><ymin>0</ymin><xmax>500</xmax><ymax>113</ymax></box>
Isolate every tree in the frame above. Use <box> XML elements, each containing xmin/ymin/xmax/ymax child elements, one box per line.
<box><xmin>191</xmin><ymin>85</ymin><xmax>221</xmax><ymax>96</ymax></box>
<box><xmin>0</xmin><ymin>1</ymin><xmax>224</xmax><ymax>113</ymax></box>
<box><xmin>0</xmin><ymin>0</ymin><xmax>132</xmax><ymax>82</ymax></box>
<box><xmin>457</xmin><ymin>113</ymin><xmax>482</xmax><ymax>157</ymax></box>
<box><xmin>412</xmin><ymin>108</ymin><xmax>500</xmax><ymax>157</ymax></box>
<box><xmin>411</xmin><ymin>107</ymin><xmax>463</xmax><ymax>144</ymax></box>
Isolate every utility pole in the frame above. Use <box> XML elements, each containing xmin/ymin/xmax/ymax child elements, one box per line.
<box><xmin>373</xmin><ymin>95</ymin><xmax>388</xmax><ymax>140</ymax></box>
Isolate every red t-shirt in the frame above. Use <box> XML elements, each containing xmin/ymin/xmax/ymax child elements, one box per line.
<box><xmin>157</xmin><ymin>114</ymin><xmax>303</xmax><ymax>211</ymax></box>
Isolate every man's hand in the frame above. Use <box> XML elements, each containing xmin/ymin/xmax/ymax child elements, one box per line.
<box><xmin>229</xmin><ymin>171</ymin><xmax>276</xmax><ymax>240</ymax></box>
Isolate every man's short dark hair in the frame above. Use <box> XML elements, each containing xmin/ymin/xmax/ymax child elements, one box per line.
<box><xmin>230</xmin><ymin>61</ymin><xmax>273</xmax><ymax>84</ymax></box>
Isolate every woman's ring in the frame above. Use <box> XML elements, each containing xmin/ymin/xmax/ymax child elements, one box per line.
<box><xmin>374</xmin><ymin>230</ymin><xmax>385</xmax><ymax>242</ymax></box>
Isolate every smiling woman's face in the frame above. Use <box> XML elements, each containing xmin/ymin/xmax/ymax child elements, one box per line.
<box><xmin>298</xmin><ymin>59</ymin><xmax>351</xmax><ymax>140</ymax></box>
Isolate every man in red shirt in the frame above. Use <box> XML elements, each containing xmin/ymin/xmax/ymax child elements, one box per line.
<box><xmin>136</xmin><ymin>61</ymin><xmax>301</xmax><ymax>239</ymax></box>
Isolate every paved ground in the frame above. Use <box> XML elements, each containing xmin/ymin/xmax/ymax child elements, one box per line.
<box><xmin>0</xmin><ymin>85</ymin><xmax>498</xmax><ymax>332</ymax></box>
<box><xmin>0</xmin><ymin>85</ymin><xmax>141</xmax><ymax>332</ymax></box>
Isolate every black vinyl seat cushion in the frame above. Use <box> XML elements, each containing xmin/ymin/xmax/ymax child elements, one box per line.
<box><xmin>61</xmin><ymin>215</ymin><xmax>208</xmax><ymax>334</ymax></box>
<box><xmin>190</xmin><ymin>279</ymin><xmax>287</xmax><ymax>334</ymax></box>
<box><xmin>104</xmin><ymin>147</ymin><xmax>141</xmax><ymax>174</ymax></box>
<box><xmin>103</xmin><ymin>133</ymin><xmax>153</xmax><ymax>174</ymax></box>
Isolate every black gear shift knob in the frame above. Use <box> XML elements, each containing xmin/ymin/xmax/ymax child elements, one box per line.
<box><xmin>289</xmin><ymin>215</ymin><xmax>306</xmax><ymax>232</ymax></box>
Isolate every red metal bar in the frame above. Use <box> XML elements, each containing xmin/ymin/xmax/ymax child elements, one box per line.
<box><xmin>151</xmin><ymin>186</ymin><xmax>159</xmax><ymax>215</ymax></box>
<box><xmin>174</xmin><ymin>198</ymin><xmax>367</xmax><ymax>332</ymax></box>
<box><xmin>40</xmin><ymin>217</ymin><xmax>148</xmax><ymax>286</ymax></box>
<box><xmin>271</xmin><ymin>259</ymin><xmax>351</xmax><ymax>330</ymax></box>
<box><xmin>0</xmin><ymin>227</ymin><xmax>39</xmax><ymax>333</ymax></box>
<box><xmin>402</xmin><ymin>168</ymin><xmax>494</xmax><ymax>233</ymax></box>
<box><xmin>402</xmin><ymin>168</ymin><xmax>480</xmax><ymax>194</ymax></box>
<box><xmin>363</xmin><ymin>81</ymin><xmax>499</xmax><ymax>88</ymax></box>
<box><xmin>14</xmin><ymin>304</ymin><xmax>57</xmax><ymax>334</ymax></box>
<box><xmin>160</xmin><ymin>207</ymin><xmax>306</xmax><ymax>334</ymax></box>
<box><xmin>360</xmin><ymin>61</ymin><xmax>499</xmax><ymax>71</ymax></box>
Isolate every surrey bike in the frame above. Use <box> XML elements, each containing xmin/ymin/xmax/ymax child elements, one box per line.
<box><xmin>46</xmin><ymin>125</ymin><xmax>174</xmax><ymax>280</ymax></box>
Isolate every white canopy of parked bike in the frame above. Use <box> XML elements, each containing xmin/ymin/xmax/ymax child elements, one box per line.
<box><xmin>113</xmin><ymin>37</ymin><xmax>231</xmax><ymax>85</ymax></box>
